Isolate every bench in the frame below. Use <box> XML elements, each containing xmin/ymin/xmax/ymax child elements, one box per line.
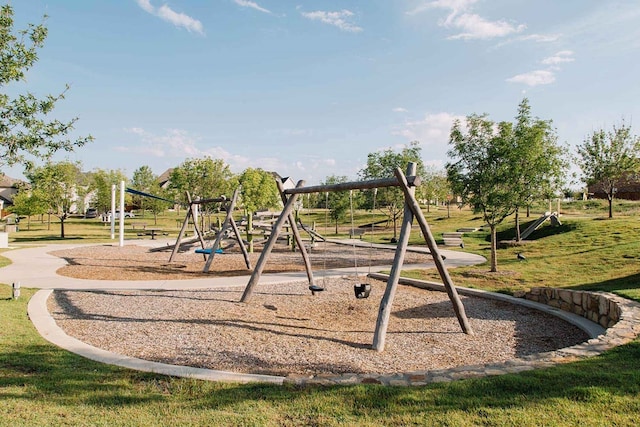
<box><xmin>442</xmin><ymin>232</ymin><xmax>464</xmax><ymax>247</ymax></box>
<box><xmin>131</xmin><ymin>223</ymin><xmax>148</xmax><ymax>230</ymax></box>
<box><xmin>350</xmin><ymin>228</ymin><xmax>366</xmax><ymax>239</ymax></box>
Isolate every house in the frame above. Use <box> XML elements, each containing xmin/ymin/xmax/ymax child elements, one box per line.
<box><xmin>157</xmin><ymin>168</ymin><xmax>174</xmax><ymax>189</ymax></box>
<box><xmin>587</xmin><ymin>173</ymin><xmax>640</xmax><ymax>201</ymax></box>
<box><xmin>0</xmin><ymin>174</ymin><xmax>24</xmax><ymax>218</ymax></box>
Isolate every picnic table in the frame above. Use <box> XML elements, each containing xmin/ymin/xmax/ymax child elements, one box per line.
<box><xmin>143</xmin><ymin>227</ymin><xmax>164</xmax><ymax>240</ymax></box>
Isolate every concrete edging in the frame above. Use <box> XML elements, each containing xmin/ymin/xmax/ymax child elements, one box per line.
<box><xmin>28</xmin><ymin>290</ymin><xmax>285</xmax><ymax>385</ymax></box>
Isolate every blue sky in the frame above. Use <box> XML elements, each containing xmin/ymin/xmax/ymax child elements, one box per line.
<box><xmin>6</xmin><ymin>0</ymin><xmax>640</xmax><ymax>185</ymax></box>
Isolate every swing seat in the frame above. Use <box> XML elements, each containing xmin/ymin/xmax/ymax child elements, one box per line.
<box><xmin>354</xmin><ymin>283</ymin><xmax>371</xmax><ymax>299</ymax></box>
<box><xmin>309</xmin><ymin>284</ymin><xmax>325</xmax><ymax>294</ymax></box>
<box><xmin>195</xmin><ymin>248</ymin><xmax>224</xmax><ymax>255</ymax></box>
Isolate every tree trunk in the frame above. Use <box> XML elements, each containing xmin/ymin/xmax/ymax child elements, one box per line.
<box><xmin>490</xmin><ymin>224</ymin><xmax>498</xmax><ymax>272</ymax></box>
<box><xmin>515</xmin><ymin>208</ymin><xmax>521</xmax><ymax>242</ymax></box>
<box><xmin>60</xmin><ymin>218</ymin><xmax>65</xmax><ymax>239</ymax></box>
<box><xmin>608</xmin><ymin>195</ymin><xmax>613</xmax><ymax>218</ymax></box>
<box><xmin>247</xmin><ymin>212</ymin><xmax>254</xmax><ymax>253</ymax></box>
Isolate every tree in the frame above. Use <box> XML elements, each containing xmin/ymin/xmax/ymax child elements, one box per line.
<box><xmin>88</xmin><ymin>169</ymin><xmax>128</xmax><ymax>214</ymax></box>
<box><xmin>511</xmin><ymin>99</ymin><xmax>567</xmax><ymax>240</ymax></box>
<box><xmin>0</xmin><ymin>5</ymin><xmax>91</xmax><ymax>172</ymax></box>
<box><xmin>322</xmin><ymin>175</ymin><xmax>351</xmax><ymax>235</ymax></box>
<box><xmin>130</xmin><ymin>166</ymin><xmax>157</xmax><ymax>214</ymax></box>
<box><xmin>359</xmin><ymin>141</ymin><xmax>425</xmax><ymax>241</ymax></box>
<box><xmin>26</xmin><ymin>161</ymin><xmax>82</xmax><ymax>238</ymax></box>
<box><xmin>420</xmin><ymin>167</ymin><xmax>450</xmax><ymax>213</ymax></box>
<box><xmin>576</xmin><ymin>122</ymin><xmax>640</xmax><ymax>218</ymax></box>
<box><xmin>8</xmin><ymin>187</ymin><xmax>48</xmax><ymax>230</ymax></box>
<box><xmin>239</xmin><ymin>168</ymin><xmax>280</xmax><ymax>252</ymax></box>
<box><xmin>169</xmin><ymin>157</ymin><xmax>237</xmax><ymax>211</ymax></box>
<box><xmin>447</xmin><ymin>115</ymin><xmax>516</xmax><ymax>272</ymax></box>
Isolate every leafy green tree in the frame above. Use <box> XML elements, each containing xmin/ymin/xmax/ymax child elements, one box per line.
<box><xmin>131</xmin><ymin>165</ymin><xmax>159</xmax><ymax>216</ymax></box>
<box><xmin>511</xmin><ymin>99</ymin><xmax>567</xmax><ymax>239</ymax></box>
<box><xmin>322</xmin><ymin>175</ymin><xmax>351</xmax><ymax>235</ymax></box>
<box><xmin>447</xmin><ymin>115</ymin><xmax>515</xmax><ymax>272</ymax></box>
<box><xmin>0</xmin><ymin>5</ymin><xmax>91</xmax><ymax>172</ymax></box>
<box><xmin>359</xmin><ymin>141</ymin><xmax>425</xmax><ymax>241</ymax></box>
<box><xmin>26</xmin><ymin>161</ymin><xmax>82</xmax><ymax>238</ymax></box>
<box><xmin>169</xmin><ymin>157</ymin><xmax>237</xmax><ymax>213</ymax></box>
<box><xmin>7</xmin><ymin>187</ymin><xmax>47</xmax><ymax>230</ymax></box>
<box><xmin>88</xmin><ymin>169</ymin><xmax>128</xmax><ymax>214</ymax></box>
<box><xmin>576</xmin><ymin>121</ymin><xmax>640</xmax><ymax>218</ymax></box>
<box><xmin>420</xmin><ymin>167</ymin><xmax>450</xmax><ymax>213</ymax></box>
<box><xmin>239</xmin><ymin>168</ymin><xmax>280</xmax><ymax>252</ymax></box>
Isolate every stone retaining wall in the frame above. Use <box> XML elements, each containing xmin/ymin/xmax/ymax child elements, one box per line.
<box><xmin>524</xmin><ymin>287</ymin><xmax>621</xmax><ymax>328</ymax></box>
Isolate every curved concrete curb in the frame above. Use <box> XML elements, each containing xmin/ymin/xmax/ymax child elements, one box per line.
<box><xmin>19</xmin><ymin>241</ymin><xmax>639</xmax><ymax>386</ymax></box>
<box><xmin>28</xmin><ymin>290</ymin><xmax>285</xmax><ymax>384</ymax></box>
<box><xmin>28</xmin><ymin>280</ymin><xmax>640</xmax><ymax>386</ymax></box>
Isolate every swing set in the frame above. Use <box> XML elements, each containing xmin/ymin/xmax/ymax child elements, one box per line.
<box><xmin>241</xmin><ymin>162</ymin><xmax>473</xmax><ymax>352</ymax></box>
<box><xmin>168</xmin><ymin>187</ymin><xmax>252</xmax><ymax>273</ymax></box>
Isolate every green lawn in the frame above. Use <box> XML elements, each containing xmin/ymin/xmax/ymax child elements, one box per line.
<box><xmin>1</xmin><ymin>202</ymin><xmax>640</xmax><ymax>425</ymax></box>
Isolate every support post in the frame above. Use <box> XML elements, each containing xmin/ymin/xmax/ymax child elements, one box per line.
<box><xmin>110</xmin><ymin>184</ymin><xmax>116</xmax><ymax>240</ymax></box>
<box><xmin>372</xmin><ymin>163</ymin><xmax>416</xmax><ymax>352</ymax></box>
<box><xmin>203</xmin><ymin>188</ymin><xmax>244</xmax><ymax>272</ymax></box>
<box><xmin>393</xmin><ymin>166</ymin><xmax>474</xmax><ymax>336</ymax></box>
<box><xmin>241</xmin><ymin>180</ymin><xmax>307</xmax><ymax>302</ymax></box>
<box><xmin>276</xmin><ymin>179</ymin><xmax>316</xmax><ymax>291</ymax></box>
<box><xmin>119</xmin><ymin>181</ymin><xmax>125</xmax><ymax>247</ymax></box>
<box><xmin>170</xmin><ymin>192</ymin><xmax>196</xmax><ymax>262</ymax></box>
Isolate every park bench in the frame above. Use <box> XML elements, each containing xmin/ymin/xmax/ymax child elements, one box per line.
<box><xmin>349</xmin><ymin>228</ymin><xmax>366</xmax><ymax>239</ymax></box>
<box><xmin>442</xmin><ymin>232</ymin><xmax>464</xmax><ymax>247</ymax></box>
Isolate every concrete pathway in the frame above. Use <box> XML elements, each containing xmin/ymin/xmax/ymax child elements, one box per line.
<box><xmin>1</xmin><ymin>239</ymin><xmax>486</xmax><ymax>290</ymax></box>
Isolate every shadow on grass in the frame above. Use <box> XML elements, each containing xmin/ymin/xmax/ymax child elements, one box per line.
<box><xmin>0</xmin><ymin>343</ymin><xmax>164</xmax><ymax>406</ymax></box>
<box><xmin>567</xmin><ymin>272</ymin><xmax>640</xmax><ymax>298</ymax></box>
<box><xmin>12</xmin><ymin>236</ymin><xmax>87</xmax><ymax>243</ymax></box>
<box><xmin>1</xmin><ymin>317</ymin><xmax>639</xmax><ymax>421</ymax></box>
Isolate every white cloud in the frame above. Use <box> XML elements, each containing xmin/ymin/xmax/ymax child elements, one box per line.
<box><xmin>506</xmin><ymin>70</ymin><xmax>556</xmax><ymax>86</ymax></box>
<box><xmin>121</xmin><ymin>127</ymin><xmax>288</xmax><ymax>173</ymax></box>
<box><xmin>157</xmin><ymin>5</ymin><xmax>204</xmax><ymax>34</ymax></box>
<box><xmin>233</xmin><ymin>0</ymin><xmax>271</xmax><ymax>14</ymax></box>
<box><xmin>407</xmin><ymin>0</ymin><xmax>478</xmax><ymax>17</ymax></box>
<box><xmin>393</xmin><ymin>112</ymin><xmax>464</xmax><ymax>147</ymax></box>
<box><xmin>447</xmin><ymin>13</ymin><xmax>526</xmax><ymax>40</ymax></box>
<box><xmin>506</xmin><ymin>51</ymin><xmax>574</xmax><ymax>87</ymax></box>
<box><xmin>518</xmin><ymin>33</ymin><xmax>561</xmax><ymax>43</ymax></box>
<box><xmin>409</xmin><ymin>0</ymin><xmax>525</xmax><ymax>40</ymax></box>
<box><xmin>300</xmin><ymin>10</ymin><xmax>363</xmax><ymax>33</ymax></box>
<box><xmin>135</xmin><ymin>0</ymin><xmax>154</xmax><ymax>14</ymax></box>
<box><xmin>135</xmin><ymin>1</ymin><xmax>204</xmax><ymax>35</ymax></box>
<box><xmin>393</xmin><ymin>107</ymin><xmax>409</xmax><ymax>113</ymax></box>
<box><xmin>541</xmin><ymin>50</ymin><xmax>575</xmax><ymax>65</ymax></box>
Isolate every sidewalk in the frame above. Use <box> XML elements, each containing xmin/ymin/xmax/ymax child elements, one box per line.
<box><xmin>1</xmin><ymin>239</ymin><xmax>486</xmax><ymax>291</ymax></box>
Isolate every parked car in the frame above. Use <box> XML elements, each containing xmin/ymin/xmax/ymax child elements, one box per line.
<box><xmin>84</xmin><ymin>208</ymin><xmax>98</xmax><ymax>218</ymax></box>
<box><xmin>108</xmin><ymin>210</ymin><xmax>135</xmax><ymax>218</ymax></box>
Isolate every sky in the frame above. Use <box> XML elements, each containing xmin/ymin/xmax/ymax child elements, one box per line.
<box><xmin>5</xmin><ymin>0</ymin><xmax>640</xmax><ymax>186</ymax></box>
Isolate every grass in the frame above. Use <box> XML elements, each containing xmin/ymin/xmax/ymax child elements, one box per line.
<box><xmin>1</xmin><ymin>203</ymin><xmax>640</xmax><ymax>425</ymax></box>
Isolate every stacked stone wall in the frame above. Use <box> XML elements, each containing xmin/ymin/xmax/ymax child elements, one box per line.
<box><xmin>524</xmin><ymin>287</ymin><xmax>621</xmax><ymax>328</ymax></box>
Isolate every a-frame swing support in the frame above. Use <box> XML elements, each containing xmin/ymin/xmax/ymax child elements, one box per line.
<box><xmin>168</xmin><ymin>189</ymin><xmax>251</xmax><ymax>272</ymax></box>
<box><xmin>240</xmin><ymin>162</ymin><xmax>473</xmax><ymax>352</ymax></box>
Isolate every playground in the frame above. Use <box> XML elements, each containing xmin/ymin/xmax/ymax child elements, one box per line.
<box><xmin>9</xmin><ymin>166</ymin><xmax>637</xmax><ymax>385</ymax></box>
<box><xmin>47</xmin><ymin>274</ymin><xmax>589</xmax><ymax>377</ymax></box>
